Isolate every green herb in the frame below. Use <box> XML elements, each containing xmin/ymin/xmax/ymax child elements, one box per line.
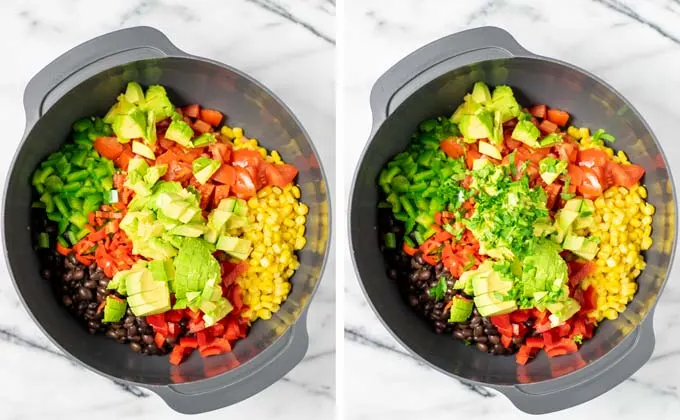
<box><xmin>561</xmin><ymin>176</ymin><xmax>575</xmax><ymax>200</ymax></box>
<box><xmin>463</xmin><ymin>339</ymin><xmax>472</xmax><ymax>346</ymax></box>
<box><xmin>429</xmin><ymin>276</ymin><xmax>448</xmax><ymax>301</ymax></box>
<box><xmin>463</xmin><ymin>254</ymin><xmax>476</xmax><ymax>270</ymax></box>
<box><xmin>573</xmin><ymin>335</ymin><xmax>583</xmax><ymax>344</ymax></box>
<box><xmin>591</xmin><ymin>128</ymin><xmax>615</xmax><ymax>144</ymax></box>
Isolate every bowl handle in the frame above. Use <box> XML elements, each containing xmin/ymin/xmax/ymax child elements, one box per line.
<box><xmin>148</xmin><ymin>311</ymin><xmax>310</xmax><ymax>414</ymax></box>
<box><xmin>494</xmin><ymin>314</ymin><xmax>655</xmax><ymax>414</ymax></box>
<box><xmin>23</xmin><ymin>26</ymin><xmax>187</xmax><ymax>130</ymax></box>
<box><xmin>369</xmin><ymin>26</ymin><xmax>533</xmax><ymax>130</ymax></box>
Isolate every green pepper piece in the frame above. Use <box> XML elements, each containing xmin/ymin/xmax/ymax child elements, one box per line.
<box><xmin>413</xmin><ymin>170</ymin><xmax>435</xmax><ymax>183</ymax></box>
<box><xmin>68</xmin><ymin>197</ymin><xmax>83</xmax><ymax>211</ymax></box>
<box><xmin>71</xmin><ymin>149</ymin><xmax>88</xmax><ymax>168</ymax></box>
<box><xmin>33</xmin><ymin>166</ymin><xmax>55</xmax><ymax>186</ymax></box>
<box><xmin>417</xmin><ymin>150</ymin><xmax>434</xmax><ymax>167</ymax></box>
<box><xmin>72</xmin><ymin>118</ymin><xmax>94</xmax><ymax>133</ymax></box>
<box><xmin>399</xmin><ymin>196</ymin><xmax>417</xmax><ymax>219</ymax></box>
<box><xmin>413</xmin><ymin>231</ymin><xmax>425</xmax><ymax>245</ymax></box>
<box><xmin>37</xmin><ymin>232</ymin><xmax>50</xmax><ymax>248</ymax></box>
<box><xmin>75</xmin><ymin>186</ymin><xmax>98</xmax><ymax>198</ymax></box>
<box><xmin>385</xmin><ymin>193</ymin><xmax>401</xmax><ymax>213</ymax></box>
<box><xmin>46</xmin><ymin>212</ymin><xmax>61</xmax><ymax>222</ymax></box>
<box><xmin>421</xmin><ymin>227</ymin><xmax>437</xmax><ymax>241</ymax></box>
<box><xmin>393</xmin><ymin>212</ymin><xmax>409</xmax><ymax>222</ymax></box>
<box><xmin>391</xmin><ymin>175</ymin><xmax>410</xmax><ymax>193</ymax></box>
<box><xmin>384</xmin><ymin>233</ymin><xmax>397</xmax><ymax>249</ymax></box>
<box><xmin>75</xmin><ymin>227</ymin><xmax>90</xmax><ymax>241</ymax></box>
<box><xmin>93</xmin><ymin>117</ymin><xmax>106</xmax><ymax>132</ymax></box>
<box><xmin>429</xmin><ymin>197</ymin><xmax>444</xmax><ymax>214</ymax></box>
<box><xmin>419</xmin><ymin>119</ymin><xmax>438</xmax><ymax>133</ymax></box>
<box><xmin>65</xmin><ymin>230</ymin><xmax>77</xmax><ymax>246</ymax></box>
<box><xmin>415</xmin><ymin>198</ymin><xmax>429</xmax><ymax>211</ymax></box>
<box><xmin>58</xmin><ymin>218</ymin><xmax>69</xmax><ymax>234</ymax></box>
<box><xmin>57</xmin><ymin>236</ymin><xmax>70</xmax><ymax>248</ymax></box>
<box><xmin>62</xmin><ymin>182</ymin><xmax>81</xmax><ymax>194</ymax></box>
<box><xmin>31</xmin><ymin>201</ymin><xmax>46</xmax><ymax>209</ymax></box>
<box><xmin>66</xmin><ymin>170</ymin><xmax>89</xmax><ymax>183</ymax></box>
<box><xmin>409</xmin><ymin>182</ymin><xmax>428</xmax><ymax>193</ymax></box>
<box><xmin>39</xmin><ymin>193</ymin><xmax>55</xmax><ymax>213</ymax></box>
<box><xmin>377</xmin><ymin>201</ymin><xmax>392</xmax><ymax>209</ymax></box>
<box><xmin>53</xmin><ymin>196</ymin><xmax>69</xmax><ymax>218</ymax></box>
<box><xmin>404</xmin><ymin>219</ymin><xmax>416</xmax><ymax>235</ymax></box>
<box><xmin>54</xmin><ymin>160</ymin><xmax>71</xmax><ymax>177</ymax></box>
<box><xmin>415</xmin><ymin>213</ymin><xmax>434</xmax><ymax>228</ymax></box>
<box><xmin>44</xmin><ymin>175</ymin><xmax>63</xmax><ymax>193</ymax></box>
<box><xmin>82</xmin><ymin>194</ymin><xmax>102</xmax><ymax>213</ymax></box>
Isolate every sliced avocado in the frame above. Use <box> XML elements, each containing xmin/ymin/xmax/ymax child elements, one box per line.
<box><xmin>140</xmin><ymin>238</ymin><xmax>178</xmax><ymax>260</ymax></box>
<box><xmin>563</xmin><ymin>198</ymin><xmax>584</xmax><ymax>213</ymax></box>
<box><xmin>161</xmin><ymin>200</ymin><xmax>189</xmax><ymax>220</ymax></box>
<box><xmin>547</xmin><ymin>297</ymin><xmax>581</xmax><ymax>326</ymax></box>
<box><xmin>144</xmin><ymin>165</ymin><xmax>167</xmax><ymax>186</ymax></box>
<box><xmin>192</xmin><ymin>157</ymin><xmax>221</xmax><ymax>184</ymax></box>
<box><xmin>104</xmin><ymin>97</ymin><xmax>136</xmax><ymax>124</ymax></box>
<box><xmin>143</xmin><ymin>85</ymin><xmax>175</xmax><ymax>122</ymax></box>
<box><xmin>533</xmin><ymin>291</ymin><xmax>548</xmax><ymax>303</ymax></box>
<box><xmin>218</xmin><ymin>197</ymin><xmax>238</xmax><ymax>212</ymax></box>
<box><xmin>148</xmin><ymin>259</ymin><xmax>170</xmax><ymax>282</ymax></box>
<box><xmin>102</xmin><ymin>296</ymin><xmax>127</xmax><ymax>323</ymax></box>
<box><xmin>511</xmin><ymin>120</ymin><xmax>540</xmax><ymax>147</ymax></box>
<box><xmin>563</xmin><ymin>234</ymin><xmax>585</xmax><ymax>252</ymax></box>
<box><xmin>486</xmin><ymin>85</ymin><xmax>521</xmax><ymax>122</ymax></box>
<box><xmin>207</xmin><ymin>208</ymin><xmax>232</xmax><ymax>232</ymax></box>
<box><xmin>557</xmin><ymin>209</ymin><xmax>579</xmax><ymax>231</ymax></box>
<box><xmin>165</xmin><ymin>120</ymin><xmax>194</xmax><ymax>146</ymax></box>
<box><xmin>204</xmin><ymin>228</ymin><xmax>219</xmax><ymax>244</ymax></box>
<box><xmin>539</xmin><ymin>157</ymin><xmax>568</xmax><ymax>185</ymax></box>
<box><xmin>216</xmin><ymin>235</ymin><xmax>252</xmax><ymax>257</ymax></box>
<box><xmin>539</xmin><ymin>133</ymin><xmax>563</xmax><ymax>147</ymax></box>
<box><xmin>490</xmin><ymin>110</ymin><xmax>503</xmax><ymax>145</ymax></box>
<box><xmin>472</xmin><ymin>271</ymin><xmax>512</xmax><ymax>296</ymax></box>
<box><xmin>478</xmin><ymin>141</ymin><xmax>502</xmax><ymax>160</ymax></box>
<box><xmin>124</xmin><ymin>82</ymin><xmax>145</xmax><ymax>104</ymax></box>
<box><xmin>448</xmin><ymin>296</ymin><xmax>474</xmax><ymax>322</ymax></box>
<box><xmin>459</xmin><ymin>111</ymin><xmax>494</xmax><ymax>140</ymax></box>
<box><xmin>192</xmin><ymin>133</ymin><xmax>217</xmax><ymax>147</ymax></box>
<box><xmin>574</xmin><ymin>215</ymin><xmax>595</xmax><ymax>230</ymax></box>
<box><xmin>107</xmin><ymin>270</ymin><xmax>128</xmax><ymax>295</ymax></box>
<box><xmin>474</xmin><ymin>293</ymin><xmax>517</xmax><ymax>316</ymax></box>
<box><xmin>451</xmin><ymin>99</ymin><xmax>483</xmax><ymax>124</ymax></box>
<box><xmin>125</xmin><ymin>270</ymin><xmax>154</xmax><ymax>296</ymax></box>
<box><xmin>226</xmin><ymin>215</ymin><xmax>247</xmax><ymax>230</ymax></box>
<box><xmin>145</xmin><ymin>110</ymin><xmax>157</xmax><ymax>145</ymax></box>
<box><xmin>178</xmin><ymin>206</ymin><xmax>201</xmax><ymax>224</ymax></box>
<box><xmin>112</xmin><ymin>108</ymin><xmax>147</xmax><ymax>140</ymax></box>
<box><xmin>471</xmin><ymin>81</ymin><xmax>492</xmax><ymax>103</ymax></box>
<box><xmin>233</xmin><ymin>199</ymin><xmax>249</xmax><ymax>217</ymax></box>
<box><xmin>129</xmin><ymin>301</ymin><xmax>171</xmax><ymax>316</ymax></box>
<box><xmin>132</xmin><ymin>141</ymin><xmax>156</xmax><ymax>160</ymax></box>
<box><xmin>170</xmin><ymin>223</ymin><xmax>206</xmax><ymax>237</ymax></box>
<box><xmin>227</xmin><ymin>250</ymin><xmax>250</xmax><ymax>261</ymax></box>
<box><xmin>551</xmin><ymin>224</ymin><xmax>570</xmax><ymax>245</ymax></box>
<box><xmin>572</xmin><ymin>237</ymin><xmax>599</xmax><ymax>261</ymax></box>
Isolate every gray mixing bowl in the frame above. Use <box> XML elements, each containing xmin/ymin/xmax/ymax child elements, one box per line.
<box><xmin>3</xmin><ymin>26</ymin><xmax>330</xmax><ymax>414</ymax></box>
<box><xmin>350</xmin><ymin>26</ymin><xmax>676</xmax><ymax>414</ymax></box>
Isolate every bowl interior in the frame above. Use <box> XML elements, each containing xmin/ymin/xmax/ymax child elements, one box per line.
<box><xmin>4</xmin><ymin>57</ymin><xmax>329</xmax><ymax>385</ymax></box>
<box><xmin>350</xmin><ymin>57</ymin><xmax>675</xmax><ymax>384</ymax></box>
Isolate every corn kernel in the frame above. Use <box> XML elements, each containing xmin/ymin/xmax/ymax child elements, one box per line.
<box><xmin>233</xmin><ymin>127</ymin><xmax>244</xmax><ymax>138</ymax></box>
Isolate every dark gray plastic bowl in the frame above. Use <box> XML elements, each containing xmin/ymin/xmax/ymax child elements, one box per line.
<box><xmin>2</xmin><ymin>27</ymin><xmax>330</xmax><ymax>414</ymax></box>
<box><xmin>350</xmin><ymin>27</ymin><xmax>676</xmax><ymax>414</ymax></box>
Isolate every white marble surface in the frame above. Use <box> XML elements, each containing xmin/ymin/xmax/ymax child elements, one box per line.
<box><xmin>343</xmin><ymin>0</ymin><xmax>680</xmax><ymax>419</ymax></box>
<box><xmin>0</xmin><ymin>0</ymin><xmax>335</xmax><ymax>419</ymax></box>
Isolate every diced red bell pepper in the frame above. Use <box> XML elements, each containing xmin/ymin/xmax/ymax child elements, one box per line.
<box><xmin>154</xmin><ymin>332</ymin><xmax>166</xmax><ymax>349</ymax></box>
<box><xmin>490</xmin><ymin>314</ymin><xmax>511</xmax><ymax>329</ymax></box>
<box><xmin>165</xmin><ymin>310</ymin><xmax>184</xmax><ymax>323</ymax></box>
<box><xmin>198</xmin><ymin>346</ymin><xmax>225</xmax><ymax>357</ymax></box>
<box><xmin>179</xmin><ymin>337</ymin><xmax>198</xmax><ymax>348</ymax></box>
<box><xmin>501</xmin><ymin>334</ymin><xmax>513</xmax><ymax>349</ymax></box>
<box><xmin>513</xmin><ymin>323</ymin><xmax>528</xmax><ymax>338</ymax></box>
<box><xmin>509</xmin><ymin>310</ymin><xmax>531</xmax><ymax>323</ymax></box>
<box><xmin>582</xmin><ymin>286</ymin><xmax>597</xmax><ymax>313</ymax></box>
<box><xmin>525</xmin><ymin>336</ymin><xmax>544</xmax><ymax>349</ymax></box>
<box><xmin>403</xmin><ymin>242</ymin><xmax>417</xmax><ymax>256</ymax></box>
<box><xmin>556</xmin><ymin>323</ymin><xmax>572</xmax><ymax>338</ymax></box>
<box><xmin>516</xmin><ymin>345</ymin><xmax>532</xmax><ymax>365</ymax></box>
<box><xmin>189</xmin><ymin>320</ymin><xmax>206</xmax><ymax>333</ymax></box>
<box><xmin>168</xmin><ymin>322</ymin><xmax>178</xmax><ymax>337</ymax></box>
<box><xmin>224</xmin><ymin>319</ymin><xmax>241</xmax><ymax>341</ymax></box>
<box><xmin>169</xmin><ymin>345</ymin><xmax>190</xmax><ymax>365</ymax></box>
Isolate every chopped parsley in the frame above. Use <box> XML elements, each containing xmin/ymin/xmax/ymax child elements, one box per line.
<box><xmin>561</xmin><ymin>176</ymin><xmax>575</xmax><ymax>200</ymax></box>
<box><xmin>429</xmin><ymin>276</ymin><xmax>448</xmax><ymax>301</ymax></box>
<box><xmin>573</xmin><ymin>335</ymin><xmax>583</xmax><ymax>344</ymax></box>
<box><xmin>591</xmin><ymin>128</ymin><xmax>615</xmax><ymax>144</ymax></box>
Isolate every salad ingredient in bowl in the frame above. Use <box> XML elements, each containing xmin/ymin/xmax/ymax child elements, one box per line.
<box><xmin>377</xmin><ymin>82</ymin><xmax>653</xmax><ymax>365</ymax></box>
<box><xmin>32</xmin><ymin>82</ymin><xmax>306</xmax><ymax>365</ymax></box>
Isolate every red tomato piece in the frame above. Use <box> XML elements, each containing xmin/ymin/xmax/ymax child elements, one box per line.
<box><xmin>212</xmin><ymin>165</ymin><xmax>236</xmax><ymax>185</ymax></box>
<box><xmin>555</xmin><ymin>143</ymin><xmax>578</xmax><ymax>164</ymax></box>
<box><xmin>164</xmin><ymin>160</ymin><xmax>193</xmax><ymax>184</ymax></box>
<box><xmin>623</xmin><ymin>164</ymin><xmax>645</xmax><ymax>185</ymax></box>
<box><xmin>529</xmin><ymin>104</ymin><xmax>546</xmax><ymax>119</ymax></box>
<box><xmin>465</xmin><ymin>144</ymin><xmax>482</xmax><ymax>170</ymax></box>
<box><xmin>183</xmin><ymin>104</ymin><xmax>200</xmax><ymax>118</ymax></box>
<box><xmin>113</xmin><ymin>149</ymin><xmax>134</xmax><ymax>170</ymax></box>
<box><xmin>566</xmin><ymin>164</ymin><xmax>583</xmax><ymax>187</ymax></box>
<box><xmin>263</xmin><ymin>163</ymin><xmax>286</xmax><ymax>188</ymax></box>
<box><xmin>155</xmin><ymin>149</ymin><xmax>180</xmax><ymax>168</ymax></box>
<box><xmin>546</xmin><ymin>108</ymin><xmax>570</xmax><ymax>127</ymax></box>
<box><xmin>538</xmin><ymin>119</ymin><xmax>558</xmax><ymax>134</ymax></box>
<box><xmin>93</xmin><ymin>137</ymin><xmax>123</xmax><ymax>160</ymax></box>
<box><xmin>544</xmin><ymin>183</ymin><xmax>562</xmax><ymax>210</ymax></box>
<box><xmin>209</xmin><ymin>142</ymin><xmax>232</xmax><ymax>163</ymax></box>
<box><xmin>525</xmin><ymin>336</ymin><xmax>545</xmax><ymax>349</ymax></box>
<box><xmin>199</xmin><ymin>109</ymin><xmax>224</xmax><ymax>127</ymax></box>
<box><xmin>578</xmin><ymin>167</ymin><xmax>604</xmax><ymax>199</ymax></box>
<box><xmin>231</xmin><ymin>167</ymin><xmax>257</xmax><ymax>199</ymax></box>
<box><xmin>232</xmin><ymin>149</ymin><xmax>263</xmax><ymax>170</ymax></box>
<box><xmin>578</xmin><ymin>148</ymin><xmax>608</xmax><ymax>170</ymax></box>
<box><xmin>197</xmin><ymin>182</ymin><xmax>215</xmax><ymax>209</ymax></box>
<box><xmin>277</xmin><ymin>164</ymin><xmax>299</xmax><ymax>185</ymax></box>
<box><xmin>154</xmin><ymin>332</ymin><xmax>166</xmax><ymax>349</ymax></box>
<box><xmin>159</xmin><ymin>136</ymin><xmax>176</xmax><ymax>151</ymax></box>
<box><xmin>169</xmin><ymin>345</ymin><xmax>188</xmax><ymax>365</ymax></box>
<box><xmin>213</xmin><ymin>184</ymin><xmax>231</xmax><ymax>208</ymax></box>
<box><xmin>193</xmin><ymin>119</ymin><xmax>213</xmax><ymax>134</ymax></box>
<box><xmin>501</xmin><ymin>334</ymin><xmax>513</xmax><ymax>349</ymax></box>
<box><xmin>440</xmin><ymin>139</ymin><xmax>465</xmax><ymax>159</ymax></box>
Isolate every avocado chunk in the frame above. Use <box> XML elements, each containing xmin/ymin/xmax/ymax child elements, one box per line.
<box><xmin>216</xmin><ymin>235</ymin><xmax>252</xmax><ymax>259</ymax></box>
<box><xmin>192</xmin><ymin>133</ymin><xmax>217</xmax><ymax>147</ymax></box>
<box><xmin>539</xmin><ymin>133</ymin><xmax>563</xmax><ymax>147</ymax></box>
<box><xmin>218</xmin><ymin>197</ymin><xmax>238</xmax><ymax>212</ymax></box>
<box><xmin>103</xmin><ymin>97</ymin><xmax>136</xmax><ymax>124</ymax></box>
<box><xmin>539</xmin><ymin>157</ymin><xmax>568</xmax><ymax>185</ymax></box>
<box><xmin>471</xmin><ymin>81</ymin><xmax>492</xmax><ymax>103</ymax></box>
<box><xmin>459</xmin><ymin>111</ymin><xmax>494</xmax><ymax>140</ymax></box>
<box><xmin>124</xmin><ymin>267</ymin><xmax>171</xmax><ymax>317</ymax></box>
<box><xmin>124</xmin><ymin>82</ymin><xmax>145</xmax><ymax>104</ymax></box>
<box><xmin>142</xmin><ymin>85</ymin><xmax>175</xmax><ymax>123</ymax></box>
<box><xmin>138</xmin><ymin>238</ymin><xmax>178</xmax><ymax>260</ymax></box>
<box><xmin>147</xmin><ymin>259</ymin><xmax>173</xmax><ymax>283</ymax></box>
<box><xmin>112</xmin><ymin>108</ymin><xmax>147</xmax><ymax>141</ymax></box>
<box><xmin>490</xmin><ymin>110</ymin><xmax>503</xmax><ymax>145</ymax></box>
<box><xmin>563</xmin><ymin>234</ymin><xmax>585</xmax><ymax>252</ymax></box>
<box><xmin>447</xmin><ymin>296</ymin><xmax>474</xmax><ymax>322</ymax></box>
<box><xmin>207</xmin><ymin>208</ymin><xmax>232</xmax><ymax>232</ymax></box>
<box><xmin>144</xmin><ymin>165</ymin><xmax>167</xmax><ymax>186</ymax></box>
<box><xmin>571</xmin><ymin>237</ymin><xmax>600</xmax><ymax>260</ymax></box>
<box><xmin>132</xmin><ymin>141</ymin><xmax>156</xmax><ymax>160</ymax></box>
<box><xmin>511</xmin><ymin>120</ymin><xmax>540</xmax><ymax>147</ymax></box>
<box><xmin>451</xmin><ymin>98</ymin><xmax>483</xmax><ymax>124</ymax></box>
<box><xmin>486</xmin><ymin>85</ymin><xmax>521</xmax><ymax>122</ymax></box>
<box><xmin>474</xmin><ymin>294</ymin><xmax>517</xmax><ymax>316</ymax></box>
<box><xmin>102</xmin><ymin>296</ymin><xmax>127</xmax><ymax>323</ymax></box>
<box><xmin>165</xmin><ymin>120</ymin><xmax>194</xmax><ymax>147</ymax></box>
<box><xmin>145</xmin><ymin>110</ymin><xmax>157</xmax><ymax>145</ymax></box>
<box><xmin>170</xmin><ymin>223</ymin><xmax>206</xmax><ymax>237</ymax></box>
<box><xmin>192</xmin><ymin>157</ymin><xmax>221</xmax><ymax>185</ymax></box>
<box><xmin>472</xmin><ymin>270</ymin><xmax>512</xmax><ymax>296</ymax></box>
<box><xmin>563</xmin><ymin>198</ymin><xmax>584</xmax><ymax>212</ymax></box>
<box><xmin>478</xmin><ymin>141</ymin><xmax>502</xmax><ymax>160</ymax></box>
<box><xmin>547</xmin><ymin>297</ymin><xmax>581</xmax><ymax>327</ymax></box>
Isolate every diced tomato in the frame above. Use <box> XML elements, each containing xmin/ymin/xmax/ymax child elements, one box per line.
<box><xmin>159</xmin><ymin>136</ymin><xmax>176</xmax><ymax>151</ymax></box>
<box><xmin>546</xmin><ymin>337</ymin><xmax>578</xmax><ymax>353</ymax></box>
<box><xmin>566</xmin><ymin>164</ymin><xmax>583</xmax><ymax>187</ymax></box>
<box><xmin>232</xmin><ymin>149</ymin><xmax>263</xmax><ymax>170</ymax></box>
<box><xmin>510</xmin><ymin>310</ymin><xmax>531</xmax><ymax>323</ymax></box>
<box><xmin>114</xmin><ymin>149</ymin><xmax>135</xmax><ymax>170</ymax></box>
<box><xmin>623</xmin><ymin>164</ymin><xmax>645</xmax><ymax>186</ymax></box>
<box><xmin>465</xmin><ymin>144</ymin><xmax>482</xmax><ymax>170</ymax></box>
<box><xmin>197</xmin><ymin>182</ymin><xmax>215</xmax><ymax>209</ymax></box>
<box><xmin>213</xmin><ymin>184</ymin><xmax>231</xmax><ymax>208</ymax></box>
<box><xmin>529</xmin><ymin>105</ymin><xmax>546</xmax><ymax>119</ymax></box>
<box><xmin>578</xmin><ymin>148</ymin><xmax>608</xmax><ymax>170</ymax></box>
<box><xmin>555</xmin><ymin>143</ymin><xmax>578</xmax><ymax>164</ymax></box>
<box><xmin>193</xmin><ymin>119</ymin><xmax>212</xmax><ymax>134</ymax></box>
<box><xmin>165</xmin><ymin>310</ymin><xmax>184</xmax><ymax>323</ymax></box>
<box><xmin>501</xmin><ymin>334</ymin><xmax>513</xmax><ymax>349</ymax></box>
<box><xmin>535</xmin><ymin>315</ymin><xmax>553</xmax><ymax>333</ymax></box>
<box><xmin>209</xmin><ymin>142</ymin><xmax>232</xmax><ymax>163</ymax></box>
<box><xmin>262</xmin><ymin>163</ymin><xmax>285</xmax><ymax>188</ymax></box>
<box><xmin>183</xmin><ymin>104</ymin><xmax>200</xmax><ymax>118</ymax></box>
<box><xmin>154</xmin><ymin>332</ymin><xmax>166</xmax><ymax>349</ymax></box>
<box><xmin>199</xmin><ymin>108</ymin><xmax>224</xmax><ymax>127</ymax></box>
<box><xmin>224</xmin><ymin>319</ymin><xmax>241</xmax><ymax>341</ymax></box>
<box><xmin>164</xmin><ymin>160</ymin><xmax>193</xmax><ymax>184</ymax></box>
<box><xmin>516</xmin><ymin>345</ymin><xmax>532</xmax><ymax>365</ymax></box>
<box><xmin>440</xmin><ymin>139</ymin><xmax>465</xmax><ymax>159</ymax></box>
<box><xmin>544</xmin><ymin>183</ymin><xmax>561</xmax><ymax>210</ymax></box>
<box><xmin>504</xmin><ymin>132</ymin><xmax>523</xmax><ymax>151</ymax></box>
<box><xmin>276</xmin><ymin>164</ymin><xmax>299</xmax><ymax>185</ymax></box>
<box><xmin>222</xmin><ymin>262</ymin><xmax>248</xmax><ymax>288</ymax></box>
<box><xmin>538</xmin><ymin>119</ymin><xmax>558</xmax><ymax>134</ymax></box>
<box><xmin>231</xmin><ymin>167</ymin><xmax>257</xmax><ymax>199</ymax></box>
<box><xmin>525</xmin><ymin>336</ymin><xmax>544</xmax><ymax>349</ymax></box>
<box><xmin>556</xmin><ymin>323</ymin><xmax>571</xmax><ymax>337</ymax></box>
<box><xmin>568</xmin><ymin>261</ymin><xmax>595</xmax><ymax>287</ymax></box>
<box><xmin>179</xmin><ymin>337</ymin><xmax>198</xmax><ymax>348</ymax></box>
<box><xmin>578</xmin><ymin>167</ymin><xmax>604</xmax><ymax>199</ymax></box>
<box><xmin>173</xmin><ymin>145</ymin><xmax>203</xmax><ymax>163</ymax></box>
<box><xmin>212</xmin><ymin>165</ymin><xmax>236</xmax><ymax>185</ymax></box>
<box><xmin>156</xmin><ymin>149</ymin><xmax>180</xmax><ymax>168</ymax></box>
<box><xmin>582</xmin><ymin>286</ymin><xmax>597</xmax><ymax>312</ymax></box>
<box><xmin>546</xmin><ymin>109</ymin><xmax>570</xmax><ymax>127</ymax></box>
<box><xmin>93</xmin><ymin>137</ymin><xmax>123</xmax><ymax>160</ymax></box>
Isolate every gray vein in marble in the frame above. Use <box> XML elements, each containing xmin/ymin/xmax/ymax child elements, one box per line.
<box><xmin>280</xmin><ymin>377</ymin><xmax>334</xmax><ymax>399</ymax></box>
<box><xmin>345</xmin><ymin>328</ymin><xmax>495</xmax><ymax>398</ymax></box>
<box><xmin>627</xmin><ymin>377</ymin><xmax>679</xmax><ymax>398</ymax></box>
<box><xmin>648</xmin><ymin>348</ymin><xmax>680</xmax><ymax>363</ymax></box>
<box><xmin>0</xmin><ymin>326</ymin><xmax>147</xmax><ymax>398</ymax></box>
<box><xmin>119</xmin><ymin>0</ymin><xmax>199</xmax><ymax>25</ymax></box>
<box><xmin>245</xmin><ymin>0</ymin><xmax>335</xmax><ymax>44</ymax></box>
<box><xmin>592</xmin><ymin>0</ymin><xmax>680</xmax><ymax>45</ymax></box>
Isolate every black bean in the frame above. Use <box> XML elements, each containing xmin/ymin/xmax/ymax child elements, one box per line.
<box><xmin>127</xmin><ymin>326</ymin><xmax>138</xmax><ymax>337</ymax></box>
<box><xmin>488</xmin><ymin>335</ymin><xmax>500</xmax><ymax>345</ymax></box>
<box><xmin>409</xmin><ymin>271</ymin><xmax>420</xmax><ymax>282</ymax></box>
<box><xmin>41</xmin><ymin>269</ymin><xmax>52</xmax><ymax>280</ymax></box>
<box><xmin>473</xmin><ymin>326</ymin><xmax>484</xmax><ymax>337</ymax></box>
<box><xmin>410</xmin><ymin>259</ymin><xmax>422</xmax><ymax>270</ymax></box>
<box><xmin>418</xmin><ymin>269</ymin><xmax>431</xmax><ymax>281</ymax></box>
<box><xmin>83</xmin><ymin>279</ymin><xmax>96</xmax><ymax>289</ymax></box>
<box><xmin>142</xmin><ymin>335</ymin><xmax>154</xmax><ymax>344</ymax></box>
<box><xmin>115</xmin><ymin>329</ymin><xmax>126</xmax><ymax>339</ymax></box>
<box><xmin>116</xmin><ymin>336</ymin><xmax>126</xmax><ymax>344</ymax></box>
<box><xmin>476</xmin><ymin>343</ymin><xmax>489</xmax><ymax>352</ymax></box>
<box><xmin>484</xmin><ymin>327</ymin><xmax>498</xmax><ymax>335</ymax></box>
<box><xmin>408</xmin><ymin>295</ymin><xmax>419</xmax><ymax>307</ymax></box>
<box><xmin>62</xmin><ymin>295</ymin><xmax>73</xmax><ymax>307</ymax></box>
<box><xmin>130</xmin><ymin>342</ymin><xmax>142</xmax><ymax>352</ymax></box>
<box><xmin>97</xmin><ymin>287</ymin><xmax>107</xmax><ymax>296</ymax></box>
<box><xmin>63</xmin><ymin>271</ymin><xmax>73</xmax><ymax>282</ymax></box>
<box><xmin>462</xmin><ymin>328</ymin><xmax>473</xmax><ymax>338</ymax></box>
<box><xmin>67</xmin><ymin>254</ymin><xmax>77</xmax><ymax>265</ymax></box>
<box><xmin>72</xmin><ymin>269</ymin><xmax>85</xmax><ymax>281</ymax></box>
<box><xmin>453</xmin><ymin>330</ymin><xmax>465</xmax><ymax>340</ymax></box>
<box><xmin>415</xmin><ymin>253</ymin><xmax>424</xmax><ymax>265</ymax></box>
<box><xmin>87</xmin><ymin>320</ymin><xmax>99</xmax><ymax>330</ymax></box>
<box><xmin>512</xmin><ymin>337</ymin><xmax>524</xmax><ymax>346</ymax></box>
<box><xmin>470</xmin><ymin>316</ymin><xmax>482</xmax><ymax>327</ymax></box>
<box><xmin>493</xmin><ymin>344</ymin><xmax>505</xmax><ymax>354</ymax></box>
<box><xmin>129</xmin><ymin>336</ymin><xmax>141</xmax><ymax>343</ymax></box>
<box><xmin>98</xmin><ymin>279</ymin><xmax>109</xmax><ymax>288</ymax></box>
<box><xmin>387</xmin><ymin>268</ymin><xmax>398</xmax><ymax>280</ymax></box>
<box><xmin>166</xmin><ymin>336</ymin><xmax>177</xmax><ymax>346</ymax></box>
<box><xmin>123</xmin><ymin>316</ymin><xmax>135</xmax><ymax>326</ymax></box>
<box><xmin>106</xmin><ymin>330</ymin><xmax>118</xmax><ymax>340</ymax></box>
<box><xmin>77</xmin><ymin>287</ymin><xmax>92</xmax><ymax>301</ymax></box>
<box><xmin>476</xmin><ymin>336</ymin><xmax>488</xmax><ymax>344</ymax></box>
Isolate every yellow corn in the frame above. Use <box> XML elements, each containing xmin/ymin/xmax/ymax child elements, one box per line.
<box><xmin>584</xmin><ymin>184</ymin><xmax>653</xmax><ymax>322</ymax></box>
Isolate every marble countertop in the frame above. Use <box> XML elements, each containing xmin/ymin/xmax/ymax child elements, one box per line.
<box><xmin>343</xmin><ymin>0</ymin><xmax>680</xmax><ymax>418</ymax></box>
<box><xmin>0</xmin><ymin>0</ymin><xmax>335</xmax><ymax>419</ymax></box>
